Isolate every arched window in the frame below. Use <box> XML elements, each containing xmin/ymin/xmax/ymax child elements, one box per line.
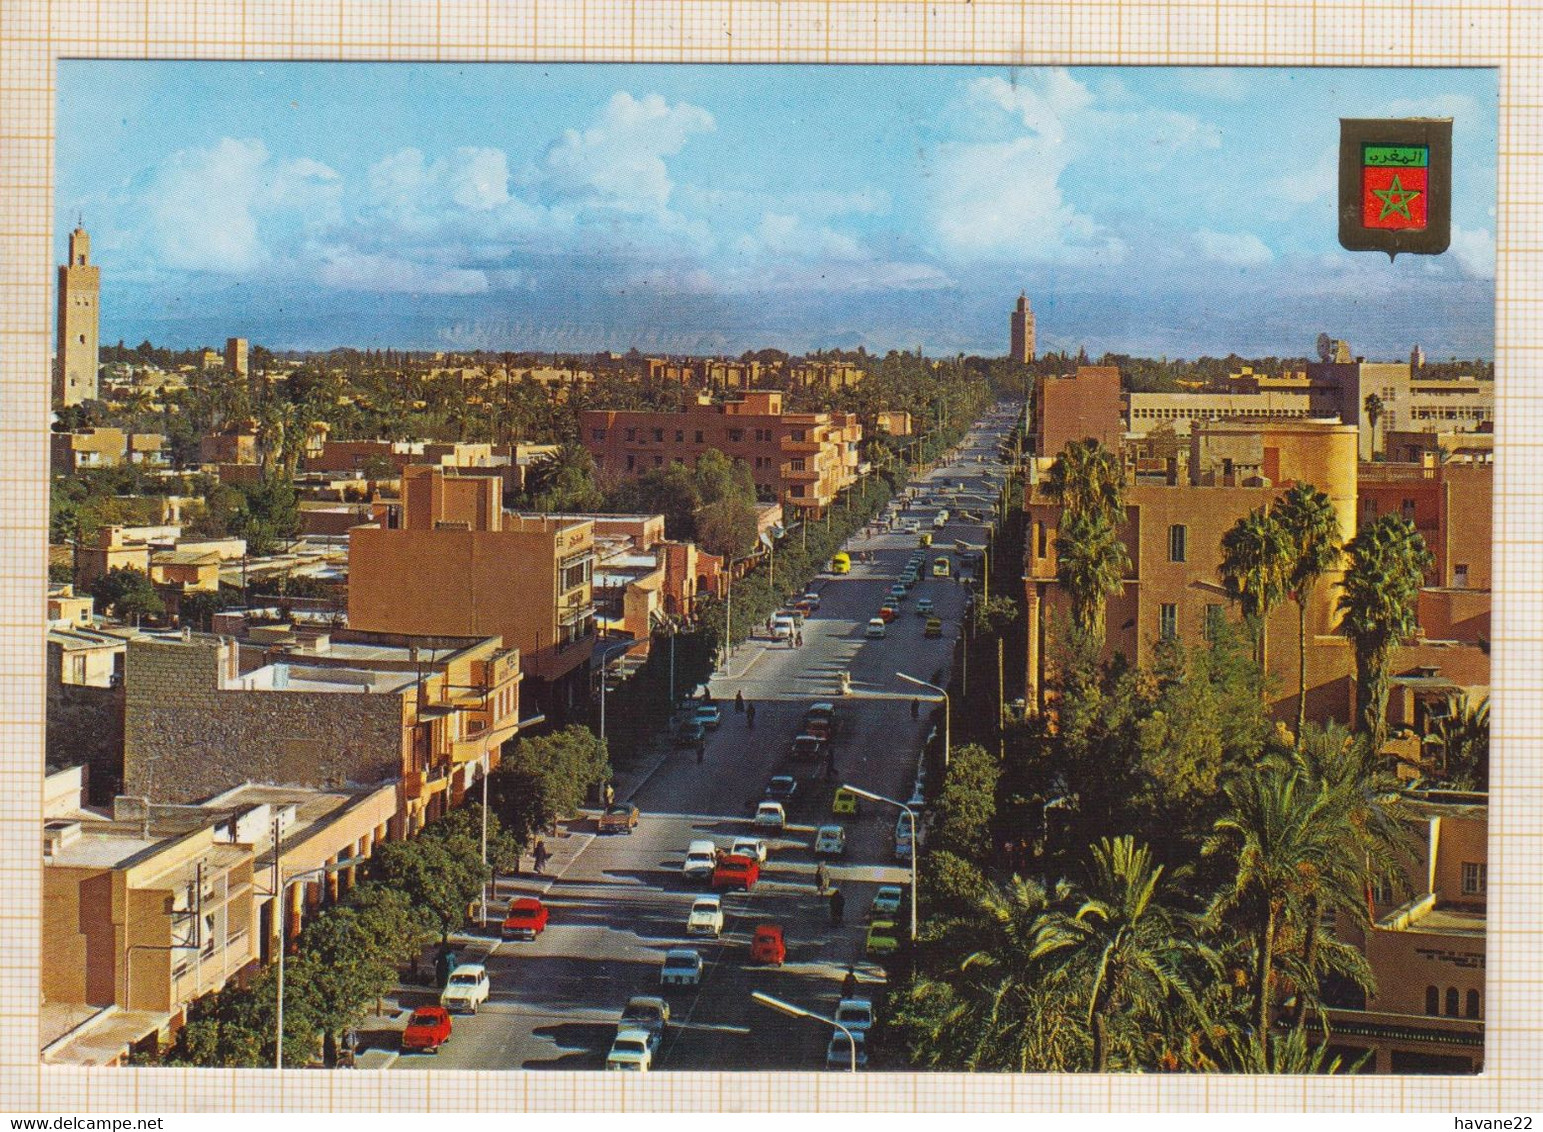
<box><xmin>1445</xmin><ymin>987</ymin><xmax>1460</xmax><ymax>1017</ymax></box>
<box><xmin>1466</xmin><ymin>990</ymin><xmax>1481</xmax><ymax>1019</ymax></box>
<box><xmin>1425</xmin><ymin>986</ymin><xmax>1440</xmax><ymax>1015</ymax></box>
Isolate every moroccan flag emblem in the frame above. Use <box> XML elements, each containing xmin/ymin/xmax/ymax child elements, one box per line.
<box><xmin>1361</xmin><ymin>144</ymin><xmax>1428</xmax><ymax>230</ymax></box>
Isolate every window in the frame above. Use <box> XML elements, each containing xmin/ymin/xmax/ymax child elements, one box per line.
<box><xmin>676</xmin><ymin>430</ymin><xmax>684</xmax><ymax>443</ymax></box>
<box><xmin>790</xmin><ymin>485</ymin><xmax>805</xmax><ymax>498</ymax></box>
<box><xmin>625</xmin><ymin>455</ymin><xmax>635</xmax><ymax>471</ymax></box>
<box><xmin>1203</xmin><ymin>604</ymin><xmax>1225</xmax><ymax>641</ymax></box>
<box><xmin>559</xmin><ymin>555</ymin><xmax>593</xmax><ymax>593</ymax></box>
<box><xmin>1159</xmin><ymin>603</ymin><xmax>1178</xmax><ymax>640</ymax></box>
<box><xmin>728</xmin><ymin>429</ymin><xmax>744</xmax><ymax>443</ymax></box>
<box><xmin>1466</xmin><ymin>990</ymin><xmax>1480</xmax><ymax>1019</ymax></box>
<box><xmin>1402</xmin><ymin>498</ymin><xmax>1416</xmax><ymax>520</ymax></box>
<box><xmin>652</xmin><ymin>428</ymin><xmax>664</xmax><ymax>442</ymax></box>
<box><xmin>791</xmin><ymin>430</ymin><xmax>805</xmax><ymax>442</ymax></box>
<box><xmin>590</xmin><ymin>429</ymin><xmax>607</xmax><ymax>441</ymax></box>
<box><xmin>1425</xmin><ymin>986</ymin><xmax>1440</xmax><ymax>1016</ymax></box>
<box><xmin>1168</xmin><ymin>524</ymin><xmax>1187</xmax><ymax>563</ymax></box>
<box><xmin>1445</xmin><ymin>988</ymin><xmax>1459</xmax><ymax>1017</ymax></box>
<box><xmin>1462</xmin><ymin>862</ymin><xmax>1487</xmax><ymax>896</ymax></box>
<box><xmin>625</xmin><ymin>428</ymin><xmax>636</xmax><ymax>441</ymax></box>
<box><xmin>653</xmin><ymin>456</ymin><xmax>663</xmax><ymax>467</ymax></box>
<box><xmin>1454</xmin><ymin>563</ymin><xmax>1469</xmax><ymax>588</ymax></box>
<box><xmin>694</xmin><ymin>431</ymin><xmax>704</xmax><ymax>443</ymax></box>
<box><xmin>1037</xmin><ymin>522</ymin><xmax>1048</xmax><ymax>558</ymax></box>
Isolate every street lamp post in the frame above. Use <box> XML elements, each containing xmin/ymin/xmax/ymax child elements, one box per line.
<box><xmin>841</xmin><ymin>785</ymin><xmax>918</xmax><ymax>942</ymax></box>
<box><xmin>897</xmin><ymin>671</ymin><xmax>949</xmax><ymax>767</ymax></box>
<box><xmin>750</xmin><ymin>991</ymin><xmax>858</xmax><ymax>1072</ymax></box>
<box><xmin>595</xmin><ymin>635</ymin><xmax>635</xmax><ymax>743</ymax></box>
<box><xmin>274</xmin><ymin>856</ymin><xmax>364</xmax><ymax>1069</ymax></box>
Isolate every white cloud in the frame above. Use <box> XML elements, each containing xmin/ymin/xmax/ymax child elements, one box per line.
<box><xmin>450</xmin><ymin>148</ymin><xmax>510</xmax><ymax>211</ymax></box>
<box><xmin>316</xmin><ymin>251</ymin><xmax>489</xmax><ymax>295</ymax></box>
<box><xmin>1449</xmin><ymin>223</ymin><xmax>1495</xmax><ymax>278</ymax></box>
<box><xmin>541</xmin><ymin>91</ymin><xmax>714</xmax><ymax>214</ymax></box>
<box><xmin>1176</xmin><ymin>69</ymin><xmax>1250</xmax><ymax>102</ymax></box>
<box><xmin>1270</xmin><ymin>143</ymin><xmax>1338</xmax><ymax>205</ymax></box>
<box><xmin>138</xmin><ymin>138</ymin><xmax>342</xmax><ymax>274</ymax></box>
<box><xmin>1194</xmin><ymin>228</ymin><xmax>1275</xmax><ymax>267</ymax></box>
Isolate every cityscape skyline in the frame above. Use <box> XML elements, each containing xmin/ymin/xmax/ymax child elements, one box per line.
<box><xmin>59</xmin><ymin>62</ymin><xmax>1497</xmax><ymax>359</ymax></box>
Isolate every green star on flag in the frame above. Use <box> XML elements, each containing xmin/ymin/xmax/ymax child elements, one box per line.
<box><xmin>1373</xmin><ymin>174</ymin><xmax>1420</xmax><ymax>221</ymax></box>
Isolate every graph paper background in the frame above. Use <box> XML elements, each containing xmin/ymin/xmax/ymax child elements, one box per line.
<box><xmin>0</xmin><ymin>0</ymin><xmax>1536</xmax><ymax>1113</ymax></box>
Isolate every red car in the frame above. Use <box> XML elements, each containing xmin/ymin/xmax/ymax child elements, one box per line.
<box><xmin>400</xmin><ymin>1005</ymin><xmax>452</xmax><ymax>1053</ymax></box>
<box><xmin>502</xmin><ymin>897</ymin><xmax>549</xmax><ymax>941</ymax></box>
<box><xmin>877</xmin><ymin>604</ymin><xmax>898</xmax><ymax>623</ymax></box>
<box><xmin>751</xmin><ymin>923</ymin><xmax>786</xmax><ymax>966</ymax></box>
<box><xmin>711</xmin><ymin>853</ymin><xmax>760</xmax><ymax>891</ymax></box>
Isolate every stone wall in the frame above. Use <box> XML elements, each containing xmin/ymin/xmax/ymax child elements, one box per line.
<box><xmin>123</xmin><ymin>637</ymin><xmax>405</xmax><ymax>803</ymax></box>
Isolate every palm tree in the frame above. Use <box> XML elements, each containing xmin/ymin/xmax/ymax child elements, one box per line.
<box><xmin>1054</xmin><ymin>510</ymin><xmax>1129</xmax><ymax>641</ymax></box>
<box><xmin>1434</xmin><ymin>694</ymin><xmax>1489</xmax><ymax>789</ymax></box>
<box><xmin>1272</xmin><ymin>484</ymin><xmax>1344</xmax><ymax>745</ymax></box>
<box><xmin>1218</xmin><ymin>507</ymin><xmax>1294</xmax><ymax>675</ymax></box>
<box><xmin>1336</xmin><ymin>515</ymin><xmax>1433</xmax><ymax>754</ymax></box>
<box><xmin>1044</xmin><ymin>438</ymin><xmax>1125</xmax><ymax>527</ymax></box>
<box><xmin>1202</xmin><ymin>763</ymin><xmax>1362</xmax><ymax>1062</ymax></box>
<box><xmin>1030</xmin><ymin>836</ymin><xmax>1210</xmax><ymax>1072</ymax></box>
<box><xmin>1363</xmin><ymin>393</ymin><xmax>1385</xmax><ymax>454</ymax></box>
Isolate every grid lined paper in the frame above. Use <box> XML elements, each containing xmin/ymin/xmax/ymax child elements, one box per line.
<box><xmin>1</xmin><ymin>0</ymin><xmax>1536</xmax><ymax>1113</ymax></box>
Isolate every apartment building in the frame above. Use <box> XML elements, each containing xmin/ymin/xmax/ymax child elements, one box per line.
<box><xmin>1025</xmin><ymin>418</ymin><xmax>1490</xmax><ymax>738</ymax></box>
<box><xmin>1034</xmin><ymin>366</ymin><xmax>1123</xmax><ymax>458</ymax></box>
<box><xmin>52</xmin><ymin>428</ymin><xmax>167</xmax><ymax>473</ymax></box>
<box><xmin>198</xmin><ymin>425</ymin><xmax>259</xmax><ymax>466</ymax></box>
<box><xmin>785</xmin><ymin>360</ymin><xmax>864</xmax><ymax>391</ymax></box>
<box><xmin>121</xmin><ymin>626</ymin><xmax>520</xmax><ymax>829</ymax></box>
<box><xmin>348</xmin><ymin>465</ymin><xmax>595</xmax><ymax>717</ymax></box>
<box><xmin>574</xmin><ymin>513</ymin><xmax>723</xmax><ymax>641</ymax></box>
<box><xmin>1306</xmin><ymin>359</ymin><xmax>1493</xmax><ymax>460</ymax></box>
<box><xmin>1322</xmin><ymin>792</ymin><xmax>1487</xmax><ymax>1073</ymax></box>
<box><xmin>579</xmin><ymin>390</ymin><xmax>862</xmax><ymax>516</ymax></box>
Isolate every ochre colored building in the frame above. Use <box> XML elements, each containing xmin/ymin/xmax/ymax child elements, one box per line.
<box><xmin>1034</xmin><ymin>366</ymin><xmax>1123</xmax><ymax>458</ymax></box>
<box><xmin>348</xmin><ymin>466</ymin><xmax>596</xmax><ymax>717</ymax></box>
<box><xmin>579</xmin><ymin>390</ymin><xmax>861</xmax><ymax>517</ymax></box>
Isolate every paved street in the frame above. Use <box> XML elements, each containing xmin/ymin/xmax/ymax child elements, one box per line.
<box><xmin>381</xmin><ymin>403</ymin><xmax>1024</xmax><ymax>1073</ymax></box>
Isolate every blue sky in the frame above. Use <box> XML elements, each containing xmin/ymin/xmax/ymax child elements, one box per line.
<box><xmin>57</xmin><ymin>63</ymin><xmax>1497</xmax><ymax>359</ymax></box>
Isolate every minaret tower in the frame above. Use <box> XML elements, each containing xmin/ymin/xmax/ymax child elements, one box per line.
<box><xmin>55</xmin><ymin>221</ymin><xmax>101</xmax><ymax>406</ymax></box>
<box><xmin>1009</xmin><ymin>291</ymin><xmax>1035</xmax><ymax>364</ymax></box>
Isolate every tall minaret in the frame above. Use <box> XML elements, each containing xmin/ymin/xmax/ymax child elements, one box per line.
<box><xmin>1009</xmin><ymin>291</ymin><xmax>1035</xmax><ymax>364</ymax></box>
<box><xmin>55</xmin><ymin>222</ymin><xmax>101</xmax><ymax>407</ymax></box>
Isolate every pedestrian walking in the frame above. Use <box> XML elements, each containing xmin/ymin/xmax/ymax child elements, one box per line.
<box><xmin>815</xmin><ymin>860</ymin><xmax>830</xmax><ymax>894</ymax></box>
<box><xmin>735</xmin><ymin>690</ymin><xmax>745</xmax><ymax>713</ymax></box>
<box><xmin>696</xmin><ymin>739</ymin><xmax>706</xmax><ymax>765</ymax></box>
<box><xmin>603</xmin><ymin>782</ymin><xmax>615</xmax><ymax>807</ymax></box>
<box><xmin>842</xmin><ymin>966</ymin><xmax>859</xmax><ymax>999</ymax></box>
<box><xmin>829</xmin><ymin>887</ymin><xmax>845</xmax><ymax>924</ymax></box>
<box><xmin>825</xmin><ymin>749</ymin><xmax>837</xmax><ymax>780</ymax></box>
<box><xmin>746</xmin><ymin>702</ymin><xmax>756</xmax><ymax>728</ymax></box>
<box><xmin>533</xmin><ymin>838</ymin><xmax>550</xmax><ymax>875</ymax></box>
<box><xmin>795</xmin><ymin>630</ymin><xmax>804</xmax><ymax>648</ymax></box>
<box><xmin>911</xmin><ymin>697</ymin><xmax>921</xmax><ymax>720</ymax></box>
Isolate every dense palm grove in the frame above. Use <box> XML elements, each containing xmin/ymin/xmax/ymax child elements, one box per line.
<box><xmin>883</xmin><ymin>436</ymin><xmax>1481</xmax><ymax>1073</ymax></box>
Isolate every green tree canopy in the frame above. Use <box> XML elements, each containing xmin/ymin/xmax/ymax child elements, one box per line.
<box><xmin>89</xmin><ymin>565</ymin><xmax>165</xmax><ymax>624</ymax></box>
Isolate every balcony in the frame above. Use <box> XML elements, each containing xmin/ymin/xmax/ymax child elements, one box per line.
<box><xmin>780</xmin><ymin>436</ymin><xmax>822</xmax><ymax>455</ymax></box>
<box><xmin>780</xmin><ymin>462</ymin><xmax>821</xmax><ymax>482</ymax></box>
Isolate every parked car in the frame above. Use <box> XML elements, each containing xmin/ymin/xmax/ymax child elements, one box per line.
<box><xmin>916</xmin><ymin>597</ymin><xmax>935</xmax><ymax>615</ymax></box>
<box><xmin>925</xmin><ymin>618</ymin><xmax>943</xmax><ymax>638</ymax></box>
<box><xmin>501</xmin><ymin>897</ymin><xmax>549</xmax><ymax>941</ymax></box>
<box><xmin>866</xmin><ymin>919</ymin><xmax>901</xmax><ymax>957</ymax></box>
<box><xmin>902</xmin><ymin>520</ymin><xmax>921</xmax><ymax>534</ymax></box>
<box><xmin>790</xmin><ymin>734</ymin><xmax>825</xmax><ymax>761</ymax></box>
<box><xmin>400</xmin><ymin>1006</ymin><xmax>452</xmax><ymax>1054</ymax></box>
<box><xmin>730</xmin><ymin>835</ymin><xmax>769</xmax><ymax>863</ymax></box>
<box><xmin>619</xmin><ymin>996</ymin><xmax>670</xmax><ymax>1043</ymax></box>
<box><xmin>826</xmin><ymin>1030</ymin><xmax>869</xmax><ymax>1069</ymax></box>
<box><xmin>660</xmin><ymin>947</ymin><xmax>705</xmax><ymax>989</ymax></box>
<box><xmin>800</xmin><ymin>591</ymin><xmax>821</xmax><ymax>610</ymax></box>
<box><xmin>683</xmin><ymin>839</ymin><xmax>719</xmax><ymax>881</ymax></box>
<box><xmin>606</xmin><ymin>1028</ymin><xmax>655</xmax><ymax>1071</ymax></box>
<box><xmin>694</xmin><ymin>703</ymin><xmax>722</xmax><ymax>730</ymax></box>
<box><xmin>711</xmin><ymin>853</ymin><xmax>760</xmax><ymax>891</ymax></box>
<box><xmin>754</xmin><ymin>801</ymin><xmax>787</xmax><ymax>830</ymax></box>
<box><xmin>764</xmin><ymin>774</ymin><xmax>798</xmax><ymax>801</ymax></box>
<box><xmin>751</xmin><ymin>923</ymin><xmax>787</xmax><ymax>966</ymax></box>
<box><xmin>769</xmin><ymin>616</ymin><xmax>794</xmax><ymax>642</ymax></box>
<box><xmin>599</xmin><ymin>802</ymin><xmax>639</xmax><ymax>834</ymax></box>
<box><xmin>675</xmin><ymin>719</ymin><xmax>706</xmax><ymax>747</ymax></box>
<box><xmin>870</xmin><ymin>884</ymin><xmax>904</xmax><ymax>919</ymax></box>
<box><xmin>865</xmin><ymin>618</ymin><xmax>888</xmax><ymax>639</ymax></box>
<box><xmin>831</xmin><ymin>787</ymin><xmax>859</xmax><ymax>816</ymax></box>
<box><xmin>834</xmin><ymin>997</ymin><xmax>876</xmax><ymax>1035</ymax></box>
<box><xmin>813</xmin><ymin>824</ymin><xmax>847</xmax><ymax>856</ymax></box>
<box><xmin>440</xmin><ymin>964</ymin><xmax>491</xmax><ymax>1014</ymax></box>
<box><xmin>877</xmin><ymin>604</ymin><xmax>897</xmax><ymax>623</ymax></box>
<box><xmin>934</xmin><ymin>511</ymin><xmax>950</xmax><ymax>528</ymax></box>
<box><xmin>687</xmin><ymin>895</ymin><xmax>725</xmax><ymax>937</ymax></box>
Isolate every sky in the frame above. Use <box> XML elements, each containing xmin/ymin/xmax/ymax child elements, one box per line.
<box><xmin>56</xmin><ymin>62</ymin><xmax>1498</xmax><ymax>360</ymax></box>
